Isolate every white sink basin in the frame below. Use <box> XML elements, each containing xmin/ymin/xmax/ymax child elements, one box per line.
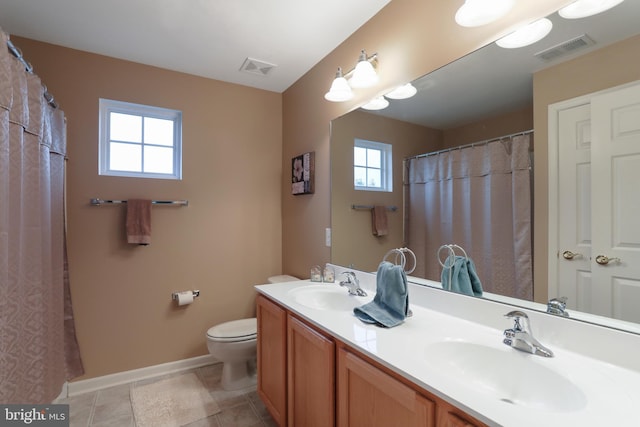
<box><xmin>288</xmin><ymin>285</ymin><xmax>372</xmax><ymax>311</ymax></box>
<box><xmin>425</xmin><ymin>341</ymin><xmax>587</xmax><ymax>412</ymax></box>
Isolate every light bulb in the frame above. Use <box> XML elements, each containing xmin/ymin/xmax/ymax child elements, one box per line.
<box><xmin>559</xmin><ymin>0</ymin><xmax>624</xmax><ymax>19</ymax></box>
<box><xmin>324</xmin><ymin>68</ymin><xmax>354</xmax><ymax>102</ymax></box>
<box><xmin>349</xmin><ymin>50</ymin><xmax>378</xmax><ymax>89</ymax></box>
<box><xmin>455</xmin><ymin>0</ymin><xmax>515</xmax><ymax>27</ymax></box>
<box><xmin>385</xmin><ymin>83</ymin><xmax>417</xmax><ymax>100</ymax></box>
<box><xmin>361</xmin><ymin>97</ymin><xmax>389</xmax><ymax>111</ymax></box>
<box><xmin>496</xmin><ymin>18</ymin><xmax>553</xmax><ymax>49</ymax></box>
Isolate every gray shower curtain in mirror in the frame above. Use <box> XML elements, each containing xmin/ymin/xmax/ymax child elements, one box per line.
<box><xmin>0</xmin><ymin>29</ymin><xmax>84</xmax><ymax>403</ymax></box>
<box><xmin>406</xmin><ymin>134</ymin><xmax>533</xmax><ymax>300</ymax></box>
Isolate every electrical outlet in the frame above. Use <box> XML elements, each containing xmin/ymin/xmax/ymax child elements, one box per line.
<box><xmin>325</xmin><ymin>227</ymin><xmax>331</xmax><ymax>247</ymax></box>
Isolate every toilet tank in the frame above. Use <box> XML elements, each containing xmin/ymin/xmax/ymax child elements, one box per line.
<box><xmin>268</xmin><ymin>275</ymin><xmax>299</xmax><ymax>283</ymax></box>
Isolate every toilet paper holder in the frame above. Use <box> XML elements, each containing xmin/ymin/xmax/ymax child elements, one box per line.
<box><xmin>171</xmin><ymin>290</ymin><xmax>200</xmax><ymax>300</ymax></box>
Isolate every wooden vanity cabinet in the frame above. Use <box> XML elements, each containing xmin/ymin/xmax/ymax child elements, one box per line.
<box><xmin>287</xmin><ymin>314</ymin><xmax>335</xmax><ymax>427</ymax></box>
<box><xmin>257</xmin><ymin>294</ymin><xmax>487</xmax><ymax>427</ymax></box>
<box><xmin>437</xmin><ymin>400</ymin><xmax>483</xmax><ymax>427</ymax></box>
<box><xmin>256</xmin><ymin>295</ymin><xmax>287</xmax><ymax>427</ymax></box>
<box><xmin>257</xmin><ymin>294</ymin><xmax>335</xmax><ymax>427</ymax></box>
<box><xmin>337</xmin><ymin>346</ymin><xmax>435</xmax><ymax>427</ymax></box>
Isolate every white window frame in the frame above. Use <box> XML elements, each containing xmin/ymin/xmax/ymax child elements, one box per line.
<box><xmin>354</xmin><ymin>139</ymin><xmax>393</xmax><ymax>192</ymax></box>
<box><xmin>99</xmin><ymin>98</ymin><xmax>182</xmax><ymax>180</ymax></box>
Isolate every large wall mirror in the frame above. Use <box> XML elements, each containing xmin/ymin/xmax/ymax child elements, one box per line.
<box><xmin>330</xmin><ymin>1</ymin><xmax>640</xmax><ymax>333</ymax></box>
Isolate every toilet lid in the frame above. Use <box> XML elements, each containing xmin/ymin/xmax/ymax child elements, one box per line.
<box><xmin>207</xmin><ymin>318</ymin><xmax>257</xmax><ymax>342</ymax></box>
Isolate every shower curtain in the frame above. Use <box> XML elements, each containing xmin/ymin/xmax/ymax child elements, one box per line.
<box><xmin>0</xmin><ymin>30</ymin><xmax>83</xmax><ymax>403</ymax></box>
<box><xmin>406</xmin><ymin>134</ymin><xmax>533</xmax><ymax>300</ymax></box>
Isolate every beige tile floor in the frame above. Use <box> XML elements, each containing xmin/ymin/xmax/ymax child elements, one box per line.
<box><xmin>59</xmin><ymin>364</ymin><xmax>278</xmax><ymax>427</ymax></box>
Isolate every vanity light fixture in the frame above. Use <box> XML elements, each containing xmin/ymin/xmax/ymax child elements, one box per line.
<box><xmin>361</xmin><ymin>96</ymin><xmax>389</xmax><ymax>111</ymax></box>
<box><xmin>349</xmin><ymin>49</ymin><xmax>379</xmax><ymax>89</ymax></box>
<box><xmin>385</xmin><ymin>83</ymin><xmax>417</xmax><ymax>100</ymax></box>
<box><xmin>324</xmin><ymin>67</ymin><xmax>354</xmax><ymax>102</ymax></box>
<box><xmin>324</xmin><ymin>49</ymin><xmax>378</xmax><ymax>102</ymax></box>
<box><xmin>559</xmin><ymin>0</ymin><xmax>624</xmax><ymax>19</ymax></box>
<box><xmin>496</xmin><ymin>18</ymin><xmax>553</xmax><ymax>49</ymax></box>
<box><xmin>455</xmin><ymin>0</ymin><xmax>515</xmax><ymax>27</ymax></box>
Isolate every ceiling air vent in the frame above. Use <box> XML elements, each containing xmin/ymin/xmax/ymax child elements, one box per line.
<box><xmin>240</xmin><ymin>57</ymin><xmax>277</xmax><ymax>76</ymax></box>
<box><xmin>535</xmin><ymin>34</ymin><xmax>595</xmax><ymax>62</ymax></box>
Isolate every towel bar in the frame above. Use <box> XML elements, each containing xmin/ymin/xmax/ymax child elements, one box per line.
<box><xmin>382</xmin><ymin>247</ymin><xmax>416</xmax><ymax>274</ymax></box>
<box><xmin>90</xmin><ymin>198</ymin><xmax>188</xmax><ymax>206</ymax></box>
<box><xmin>351</xmin><ymin>204</ymin><xmax>397</xmax><ymax>211</ymax></box>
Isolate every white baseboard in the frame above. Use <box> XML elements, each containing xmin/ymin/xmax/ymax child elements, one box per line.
<box><xmin>66</xmin><ymin>354</ymin><xmax>218</xmax><ymax>397</ymax></box>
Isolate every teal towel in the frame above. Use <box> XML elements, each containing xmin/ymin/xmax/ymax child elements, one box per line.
<box><xmin>354</xmin><ymin>261</ymin><xmax>409</xmax><ymax>328</ymax></box>
<box><xmin>441</xmin><ymin>256</ymin><xmax>483</xmax><ymax>297</ymax></box>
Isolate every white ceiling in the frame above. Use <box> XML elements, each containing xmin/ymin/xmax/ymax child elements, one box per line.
<box><xmin>0</xmin><ymin>0</ymin><xmax>391</xmax><ymax>93</ymax></box>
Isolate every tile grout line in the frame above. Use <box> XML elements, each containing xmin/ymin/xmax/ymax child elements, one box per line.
<box><xmin>86</xmin><ymin>389</ymin><xmax>99</xmax><ymax>427</ymax></box>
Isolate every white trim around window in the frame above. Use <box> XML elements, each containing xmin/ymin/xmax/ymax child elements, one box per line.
<box><xmin>354</xmin><ymin>138</ymin><xmax>392</xmax><ymax>192</ymax></box>
<box><xmin>99</xmin><ymin>98</ymin><xmax>182</xmax><ymax>180</ymax></box>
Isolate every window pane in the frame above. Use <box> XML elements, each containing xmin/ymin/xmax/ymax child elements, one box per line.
<box><xmin>110</xmin><ymin>142</ymin><xmax>141</xmax><ymax>172</ymax></box>
<box><xmin>354</xmin><ymin>166</ymin><xmax>367</xmax><ymax>187</ymax></box>
<box><xmin>368</xmin><ymin>169</ymin><xmax>381</xmax><ymax>188</ymax></box>
<box><xmin>110</xmin><ymin>113</ymin><xmax>142</xmax><ymax>142</ymax></box>
<box><xmin>144</xmin><ymin>146</ymin><xmax>174</xmax><ymax>174</ymax></box>
<box><xmin>354</xmin><ymin>147</ymin><xmax>367</xmax><ymax>166</ymax></box>
<box><xmin>144</xmin><ymin>117</ymin><xmax>174</xmax><ymax>147</ymax></box>
<box><xmin>367</xmin><ymin>148</ymin><xmax>381</xmax><ymax>168</ymax></box>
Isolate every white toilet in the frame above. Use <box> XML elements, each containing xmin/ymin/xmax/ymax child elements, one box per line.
<box><xmin>206</xmin><ymin>274</ymin><xmax>298</xmax><ymax>390</ymax></box>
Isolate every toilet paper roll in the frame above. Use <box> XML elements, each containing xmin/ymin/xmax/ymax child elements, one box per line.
<box><xmin>177</xmin><ymin>291</ymin><xmax>194</xmax><ymax>306</ymax></box>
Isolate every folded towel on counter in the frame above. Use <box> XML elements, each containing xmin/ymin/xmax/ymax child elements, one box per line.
<box><xmin>126</xmin><ymin>199</ymin><xmax>152</xmax><ymax>245</ymax></box>
<box><xmin>441</xmin><ymin>256</ymin><xmax>483</xmax><ymax>297</ymax></box>
<box><xmin>354</xmin><ymin>261</ymin><xmax>409</xmax><ymax>328</ymax></box>
<box><xmin>371</xmin><ymin>205</ymin><xmax>388</xmax><ymax>237</ymax></box>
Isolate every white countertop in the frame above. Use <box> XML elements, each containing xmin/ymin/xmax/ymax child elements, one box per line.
<box><xmin>255</xmin><ymin>276</ymin><xmax>640</xmax><ymax>427</ymax></box>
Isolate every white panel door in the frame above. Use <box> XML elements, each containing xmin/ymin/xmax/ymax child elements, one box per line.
<box><xmin>590</xmin><ymin>83</ymin><xmax>640</xmax><ymax>322</ymax></box>
<box><xmin>557</xmin><ymin>103</ymin><xmax>593</xmax><ymax>313</ymax></box>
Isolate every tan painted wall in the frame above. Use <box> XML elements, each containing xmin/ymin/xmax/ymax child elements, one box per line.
<box><xmin>331</xmin><ymin>110</ymin><xmax>441</xmax><ymax>272</ymax></box>
<box><xmin>281</xmin><ymin>0</ymin><xmax>569</xmax><ymax>279</ymax></box>
<box><xmin>14</xmin><ymin>37</ymin><xmax>283</xmax><ymax>379</ymax></box>
<box><xmin>442</xmin><ymin>106</ymin><xmax>533</xmax><ymax>147</ymax></box>
<box><xmin>532</xmin><ymin>33</ymin><xmax>640</xmax><ymax>303</ymax></box>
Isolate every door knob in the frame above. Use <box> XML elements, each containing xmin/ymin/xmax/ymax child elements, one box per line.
<box><xmin>595</xmin><ymin>255</ymin><xmax>621</xmax><ymax>265</ymax></box>
<box><xmin>562</xmin><ymin>250</ymin><xmax>582</xmax><ymax>260</ymax></box>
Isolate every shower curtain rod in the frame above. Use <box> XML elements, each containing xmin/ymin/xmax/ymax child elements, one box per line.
<box><xmin>6</xmin><ymin>38</ymin><xmax>58</xmax><ymax>108</ymax></box>
<box><xmin>406</xmin><ymin>129</ymin><xmax>533</xmax><ymax>161</ymax></box>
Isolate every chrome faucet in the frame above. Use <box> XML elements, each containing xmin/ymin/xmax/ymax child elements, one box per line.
<box><xmin>547</xmin><ymin>296</ymin><xmax>569</xmax><ymax>317</ymax></box>
<box><xmin>503</xmin><ymin>310</ymin><xmax>554</xmax><ymax>358</ymax></box>
<box><xmin>340</xmin><ymin>271</ymin><xmax>367</xmax><ymax>296</ymax></box>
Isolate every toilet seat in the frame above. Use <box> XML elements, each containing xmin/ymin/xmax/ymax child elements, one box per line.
<box><xmin>207</xmin><ymin>318</ymin><xmax>257</xmax><ymax>343</ymax></box>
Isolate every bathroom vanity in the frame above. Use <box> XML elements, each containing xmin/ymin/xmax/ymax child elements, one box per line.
<box><xmin>255</xmin><ymin>269</ymin><xmax>640</xmax><ymax>427</ymax></box>
<box><xmin>256</xmin><ymin>293</ymin><xmax>483</xmax><ymax>427</ymax></box>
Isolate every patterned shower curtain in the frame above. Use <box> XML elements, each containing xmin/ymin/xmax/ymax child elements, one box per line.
<box><xmin>406</xmin><ymin>134</ymin><xmax>533</xmax><ymax>300</ymax></box>
<box><xmin>0</xmin><ymin>29</ymin><xmax>83</xmax><ymax>403</ymax></box>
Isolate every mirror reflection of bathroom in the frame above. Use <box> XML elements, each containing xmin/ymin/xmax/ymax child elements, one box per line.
<box><xmin>331</xmin><ymin>0</ymin><xmax>640</xmax><ymax>326</ymax></box>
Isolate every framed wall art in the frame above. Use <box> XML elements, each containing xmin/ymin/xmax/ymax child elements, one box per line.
<box><xmin>291</xmin><ymin>151</ymin><xmax>315</xmax><ymax>195</ymax></box>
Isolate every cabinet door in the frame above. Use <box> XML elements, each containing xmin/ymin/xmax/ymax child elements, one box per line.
<box><xmin>337</xmin><ymin>347</ymin><xmax>435</xmax><ymax>427</ymax></box>
<box><xmin>287</xmin><ymin>314</ymin><xmax>335</xmax><ymax>427</ymax></box>
<box><xmin>256</xmin><ymin>295</ymin><xmax>287</xmax><ymax>427</ymax></box>
<box><xmin>436</xmin><ymin>400</ymin><xmax>481</xmax><ymax>427</ymax></box>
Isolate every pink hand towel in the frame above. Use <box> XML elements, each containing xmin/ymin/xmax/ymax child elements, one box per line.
<box><xmin>371</xmin><ymin>205</ymin><xmax>388</xmax><ymax>237</ymax></box>
<box><xmin>126</xmin><ymin>199</ymin><xmax>152</xmax><ymax>245</ymax></box>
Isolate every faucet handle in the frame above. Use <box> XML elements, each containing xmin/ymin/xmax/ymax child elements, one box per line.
<box><xmin>547</xmin><ymin>297</ymin><xmax>569</xmax><ymax>317</ymax></box>
<box><xmin>504</xmin><ymin>310</ymin><xmax>529</xmax><ymax>332</ymax></box>
<box><xmin>505</xmin><ymin>310</ymin><xmax>528</xmax><ymax>319</ymax></box>
<box><xmin>341</xmin><ymin>271</ymin><xmax>355</xmax><ymax>281</ymax></box>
